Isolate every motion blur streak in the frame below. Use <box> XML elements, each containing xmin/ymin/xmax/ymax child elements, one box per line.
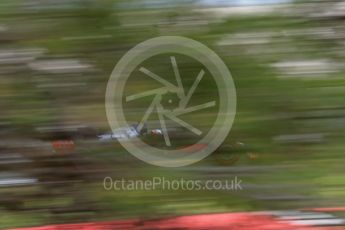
<box><xmin>0</xmin><ymin>0</ymin><xmax>345</xmax><ymax>229</ymax></box>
